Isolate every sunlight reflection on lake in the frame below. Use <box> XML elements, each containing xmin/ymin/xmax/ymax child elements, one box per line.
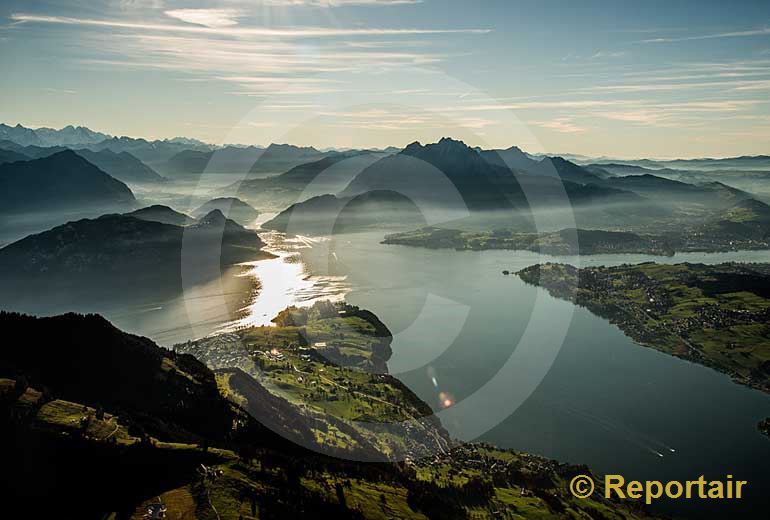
<box><xmin>221</xmin><ymin>232</ymin><xmax>349</xmax><ymax>330</ymax></box>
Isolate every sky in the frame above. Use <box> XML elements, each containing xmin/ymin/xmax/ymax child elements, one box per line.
<box><xmin>1</xmin><ymin>0</ymin><xmax>769</xmax><ymax>158</ymax></box>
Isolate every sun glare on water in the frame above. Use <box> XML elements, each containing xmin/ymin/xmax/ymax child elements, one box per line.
<box><xmin>221</xmin><ymin>232</ymin><xmax>349</xmax><ymax>330</ymax></box>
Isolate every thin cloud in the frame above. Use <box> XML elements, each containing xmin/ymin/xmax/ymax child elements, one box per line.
<box><xmin>259</xmin><ymin>103</ymin><xmax>324</xmax><ymax>110</ymax></box>
<box><xmin>638</xmin><ymin>26</ymin><xmax>770</xmax><ymax>43</ymax></box>
<box><xmin>72</xmin><ymin>31</ymin><xmax>449</xmax><ymax>82</ymax></box>
<box><xmin>732</xmin><ymin>79</ymin><xmax>770</xmax><ymax>91</ymax></box>
<box><xmin>120</xmin><ymin>0</ymin><xmax>165</xmax><ymax>9</ymax></box>
<box><xmin>595</xmin><ymin>100</ymin><xmax>762</xmax><ymax>127</ymax></box>
<box><xmin>448</xmin><ymin>100</ymin><xmax>632</xmax><ymax>111</ymax></box>
<box><xmin>584</xmin><ymin>77</ymin><xmax>770</xmax><ymax>93</ymax></box>
<box><xmin>164</xmin><ymin>9</ymin><xmax>242</xmax><ymax>28</ymax></box>
<box><xmin>215</xmin><ymin>76</ymin><xmax>340</xmax><ymax>84</ymax></box>
<box><xmin>531</xmin><ymin>117</ymin><xmax>586</xmax><ymax>133</ymax></box>
<box><xmin>314</xmin><ymin>107</ymin><xmax>496</xmax><ymax>131</ymax></box>
<box><xmin>591</xmin><ymin>51</ymin><xmax>627</xmax><ymax>59</ymax></box>
<box><xmin>41</xmin><ymin>87</ymin><xmax>77</xmax><ymax>95</ymax></box>
<box><xmin>260</xmin><ymin>0</ymin><xmax>423</xmax><ymax>5</ymax></box>
<box><xmin>585</xmin><ymin>81</ymin><xmax>735</xmax><ymax>93</ymax></box>
<box><xmin>11</xmin><ymin>13</ymin><xmax>491</xmax><ymax>38</ymax></box>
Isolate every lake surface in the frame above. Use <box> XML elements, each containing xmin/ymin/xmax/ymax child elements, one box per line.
<box><xmin>246</xmin><ymin>231</ymin><xmax>770</xmax><ymax>519</ymax></box>
<box><xmin>7</xmin><ymin>215</ymin><xmax>767</xmax><ymax>518</ymax></box>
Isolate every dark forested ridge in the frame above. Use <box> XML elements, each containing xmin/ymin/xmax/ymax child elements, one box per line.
<box><xmin>0</xmin><ymin>210</ymin><xmax>272</xmax><ymax>309</ymax></box>
<box><xmin>0</xmin><ymin>150</ymin><xmax>136</xmax><ymax>214</ymax></box>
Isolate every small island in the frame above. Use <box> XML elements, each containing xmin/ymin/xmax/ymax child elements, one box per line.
<box><xmin>517</xmin><ymin>262</ymin><xmax>770</xmax><ymax>395</ymax></box>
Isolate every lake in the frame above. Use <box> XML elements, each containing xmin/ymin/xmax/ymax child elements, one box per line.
<box><xmin>252</xmin><ymin>230</ymin><xmax>770</xmax><ymax>519</ymax></box>
<box><xmin>6</xmin><ymin>219</ymin><xmax>767</xmax><ymax>518</ymax></box>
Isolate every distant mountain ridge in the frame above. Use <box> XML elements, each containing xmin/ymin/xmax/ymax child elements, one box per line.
<box><xmin>87</xmin><ymin>135</ymin><xmax>215</xmax><ymax>165</ymax></box>
<box><xmin>343</xmin><ymin>137</ymin><xmax>522</xmax><ymax>210</ymax></box>
<box><xmin>261</xmin><ymin>137</ymin><xmax>663</xmax><ymax>235</ymax></box>
<box><xmin>230</xmin><ymin>151</ymin><xmax>388</xmax><ymax>211</ymax></box>
<box><xmin>0</xmin><ymin>150</ymin><xmax>136</xmax><ymax>215</ymax></box>
<box><xmin>592</xmin><ymin>173</ymin><xmax>754</xmax><ymax>209</ymax></box>
<box><xmin>248</xmin><ymin>143</ymin><xmax>331</xmax><ymax>175</ymax></box>
<box><xmin>161</xmin><ymin>146</ymin><xmax>264</xmax><ymax>175</ymax></box>
<box><xmin>0</xmin><ymin>140</ymin><xmax>166</xmax><ymax>183</ymax></box>
<box><xmin>3</xmin><ymin>123</ymin><xmax>767</xmax><ymax>171</ymax></box>
<box><xmin>342</xmin><ymin>137</ymin><xmax>642</xmax><ymax>213</ymax></box>
<box><xmin>0</xmin><ymin>123</ymin><xmax>110</xmax><ymax>147</ymax></box>
<box><xmin>74</xmin><ymin>149</ymin><xmax>165</xmax><ymax>183</ymax></box>
<box><xmin>586</xmin><ymin>155</ymin><xmax>770</xmax><ymax>172</ymax></box>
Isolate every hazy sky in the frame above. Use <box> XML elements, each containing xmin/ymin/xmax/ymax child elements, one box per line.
<box><xmin>1</xmin><ymin>0</ymin><xmax>769</xmax><ymax>157</ymax></box>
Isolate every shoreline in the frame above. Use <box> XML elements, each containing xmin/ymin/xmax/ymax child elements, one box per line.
<box><xmin>516</xmin><ymin>262</ymin><xmax>770</xmax><ymax>397</ymax></box>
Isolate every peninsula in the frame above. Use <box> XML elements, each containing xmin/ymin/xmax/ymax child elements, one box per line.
<box><xmin>517</xmin><ymin>262</ymin><xmax>770</xmax><ymax>394</ymax></box>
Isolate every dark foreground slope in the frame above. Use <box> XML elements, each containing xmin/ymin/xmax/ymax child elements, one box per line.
<box><xmin>0</xmin><ymin>310</ymin><xmax>658</xmax><ymax>520</ymax></box>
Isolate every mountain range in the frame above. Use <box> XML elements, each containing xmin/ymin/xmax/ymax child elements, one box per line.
<box><xmin>160</xmin><ymin>146</ymin><xmax>265</xmax><ymax>176</ymax></box>
<box><xmin>87</xmin><ymin>135</ymin><xmax>214</xmax><ymax>165</ymax></box>
<box><xmin>595</xmin><ymin>174</ymin><xmax>750</xmax><ymax>203</ymax></box>
<box><xmin>249</xmin><ymin>143</ymin><xmax>331</xmax><ymax>175</ymax></box>
<box><xmin>151</xmin><ymin>142</ymin><xmax>335</xmax><ymax>177</ymax></box>
<box><xmin>264</xmin><ymin>137</ymin><xmax>651</xmax><ymax>234</ymax></box>
<box><xmin>0</xmin><ymin>140</ymin><xmax>164</xmax><ymax>183</ymax></box>
<box><xmin>2</xmin><ymin>121</ymin><xmax>767</xmax><ymax>173</ymax></box>
<box><xmin>480</xmin><ymin>146</ymin><xmax>614</xmax><ymax>184</ymax></box>
<box><xmin>587</xmin><ymin>155</ymin><xmax>770</xmax><ymax>172</ymax></box>
<box><xmin>0</xmin><ymin>150</ymin><xmax>136</xmax><ymax>215</ymax></box>
<box><xmin>342</xmin><ymin>138</ymin><xmax>642</xmax><ymax>211</ymax></box>
<box><xmin>230</xmin><ymin>151</ymin><xmax>389</xmax><ymax>211</ymax></box>
<box><xmin>342</xmin><ymin>138</ymin><xmax>520</xmax><ymax>210</ymax></box>
<box><xmin>1</xmin><ymin>122</ymin><xmax>768</xmax><ymax>241</ymax></box>
<box><xmin>0</xmin><ymin>123</ymin><xmax>110</xmax><ymax>147</ymax></box>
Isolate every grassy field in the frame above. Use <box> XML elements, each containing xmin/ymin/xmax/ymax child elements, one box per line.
<box><xmin>177</xmin><ymin>301</ymin><xmax>442</xmax><ymax>460</ymax></box>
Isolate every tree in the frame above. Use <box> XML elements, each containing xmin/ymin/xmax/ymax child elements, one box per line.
<box><xmin>335</xmin><ymin>482</ymin><xmax>346</xmax><ymax>507</ymax></box>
